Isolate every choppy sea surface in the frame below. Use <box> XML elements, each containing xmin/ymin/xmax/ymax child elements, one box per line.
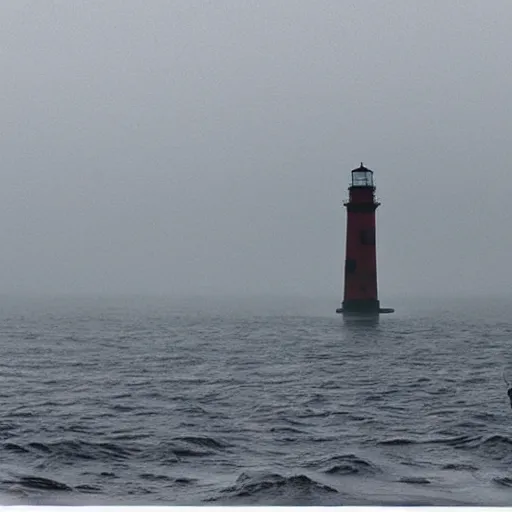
<box><xmin>1</xmin><ymin>295</ymin><xmax>512</xmax><ymax>506</ymax></box>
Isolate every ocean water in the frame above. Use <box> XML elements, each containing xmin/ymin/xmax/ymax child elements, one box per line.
<box><xmin>0</xmin><ymin>295</ymin><xmax>512</xmax><ymax>506</ymax></box>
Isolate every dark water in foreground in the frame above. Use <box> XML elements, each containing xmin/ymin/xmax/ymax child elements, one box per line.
<box><xmin>1</xmin><ymin>295</ymin><xmax>512</xmax><ymax>506</ymax></box>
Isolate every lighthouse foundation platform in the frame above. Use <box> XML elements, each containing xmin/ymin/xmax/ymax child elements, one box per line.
<box><xmin>335</xmin><ymin>307</ymin><xmax>395</xmax><ymax>315</ymax></box>
<box><xmin>335</xmin><ymin>299</ymin><xmax>395</xmax><ymax>315</ymax></box>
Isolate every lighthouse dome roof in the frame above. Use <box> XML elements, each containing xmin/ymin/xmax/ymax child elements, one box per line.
<box><xmin>351</xmin><ymin>163</ymin><xmax>373</xmax><ymax>174</ymax></box>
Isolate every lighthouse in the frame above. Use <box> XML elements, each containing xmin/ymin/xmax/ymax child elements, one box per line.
<box><xmin>336</xmin><ymin>163</ymin><xmax>394</xmax><ymax>315</ymax></box>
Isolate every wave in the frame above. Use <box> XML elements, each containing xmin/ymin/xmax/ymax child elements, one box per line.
<box><xmin>3</xmin><ymin>440</ymin><xmax>135</xmax><ymax>462</ymax></box>
<box><xmin>377</xmin><ymin>432</ymin><xmax>512</xmax><ymax>462</ymax></box>
<box><xmin>493</xmin><ymin>476</ymin><xmax>512</xmax><ymax>487</ymax></box>
<box><xmin>2</xmin><ymin>475</ymin><xmax>104</xmax><ymax>496</ymax></box>
<box><xmin>4</xmin><ymin>443</ymin><xmax>30</xmax><ymax>454</ymax></box>
<box><xmin>472</xmin><ymin>434</ymin><xmax>512</xmax><ymax>460</ymax></box>
<box><xmin>4</xmin><ymin>476</ymin><xmax>72</xmax><ymax>492</ymax></box>
<box><xmin>206</xmin><ymin>471</ymin><xmax>339</xmax><ymax>504</ymax></box>
<box><xmin>3</xmin><ymin>434</ymin><xmax>230</xmax><ymax>465</ymax></box>
<box><xmin>321</xmin><ymin>454</ymin><xmax>380</xmax><ymax>476</ymax></box>
<box><xmin>269</xmin><ymin>426</ymin><xmax>304</xmax><ymax>434</ymax></box>
<box><xmin>399</xmin><ymin>476</ymin><xmax>431</xmax><ymax>485</ymax></box>
<box><xmin>442</xmin><ymin>463</ymin><xmax>477</xmax><ymax>471</ymax></box>
<box><xmin>429</xmin><ymin>433</ymin><xmax>512</xmax><ymax>456</ymax></box>
<box><xmin>139</xmin><ymin>473</ymin><xmax>196</xmax><ymax>485</ymax></box>
<box><xmin>377</xmin><ymin>438</ymin><xmax>418</xmax><ymax>446</ymax></box>
<box><xmin>171</xmin><ymin>436</ymin><xmax>229</xmax><ymax>450</ymax></box>
<box><xmin>74</xmin><ymin>484</ymin><xmax>102</xmax><ymax>493</ymax></box>
<box><xmin>430</xmin><ymin>435</ymin><xmax>481</xmax><ymax>447</ymax></box>
<box><xmin>150</xmin><ymin>435</ymin><xmax>230</xmax><ymax>462</ymax></box>
<box><xmin>377</xmin><ymin>434</ymin><xmax>481</xmax><ymax>449</ymax></box>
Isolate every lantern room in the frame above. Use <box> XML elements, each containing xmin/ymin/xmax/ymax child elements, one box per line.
<box><xmin>350</xmin><ymin>163</ymin><xmax>374</xmax><ymax>188</ymax></box>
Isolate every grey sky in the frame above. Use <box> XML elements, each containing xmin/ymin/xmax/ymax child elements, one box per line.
<box><xmin>1</xmin><ymin>0</ymin><xmax>511</xmax><ymax>298</ymax></box>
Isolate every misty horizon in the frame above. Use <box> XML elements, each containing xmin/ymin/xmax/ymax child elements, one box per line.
<box><xmin>2</xmin><ymin>1</ymin><xmax>511</xmax><ymax>299</ymax></box>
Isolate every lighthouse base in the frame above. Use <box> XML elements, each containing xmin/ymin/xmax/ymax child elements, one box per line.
<box><xmin>336</xmin><ymin>299</ymin><xmax>394</xmax><ymax>315</ymax></box>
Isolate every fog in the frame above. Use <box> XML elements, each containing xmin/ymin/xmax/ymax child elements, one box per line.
<box><xmin>1</xmin><ymin>0</ymin><xmax>511</xmax><ymax>299</ymax></box>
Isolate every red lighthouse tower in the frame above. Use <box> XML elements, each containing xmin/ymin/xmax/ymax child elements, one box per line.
<box><xmin>336</xmin><ymin>164</ymin><xmax>394</xmax><ymax>315</ymax></box>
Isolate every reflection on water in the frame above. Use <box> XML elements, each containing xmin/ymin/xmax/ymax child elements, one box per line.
<box><xmin>342</xmin><ymin>314</ymin><xmax>380</xmax><ymax>329</ymax></box>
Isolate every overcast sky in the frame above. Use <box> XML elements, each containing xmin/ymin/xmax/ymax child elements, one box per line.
<box><xmin>1</xmin><ymin>0</ymin><xmax>511</xmax><ymax>299</ymax></box>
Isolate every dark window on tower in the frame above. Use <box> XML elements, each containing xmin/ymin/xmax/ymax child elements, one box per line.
<box><xmin>345</xmin><ymin>259</ymin><xmax>356</xmax><ymax>273</ymax></box>
<box><xmin>360</xmin><ymin>228</ymin><xmax>375</xmax><ymax>246</ymax></box>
